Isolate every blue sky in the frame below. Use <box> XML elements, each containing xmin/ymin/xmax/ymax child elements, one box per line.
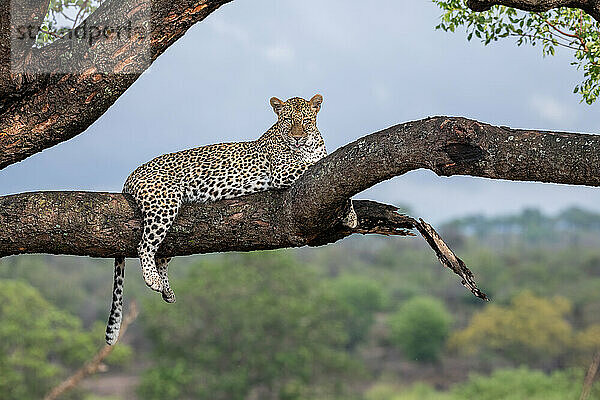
<box><xmin>2</xmin><ymin>0</ymin><xmax>599</xmax><ymax>222</ymax></box>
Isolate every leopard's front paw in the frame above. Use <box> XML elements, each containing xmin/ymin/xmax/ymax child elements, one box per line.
<box><xmin>143</xmin><ymin>270</ymin><xmax>164</xmax><ymax>293</ymax></box>
<box><xmin>162</xmin><ymin>287</ymin><xmax>177</xmax><ymax>303</ymax></box>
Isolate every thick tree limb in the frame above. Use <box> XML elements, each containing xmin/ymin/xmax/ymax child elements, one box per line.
<box><xmin>467</xmin><ymin>0</ymin><xmax>600</xmax><ymax>22</ymax></box>
<box><xmin>0</xmin><ymin>193</ymin><xmax>488</xmax><ymax>299</ymax></box>
<box><xmin>0</xmin><ymin>192</ymin><xmax>414</xmax><ymax>258</ymax></box>
<box><xmin>0</xmin><ymin>0</ymin><xmax>50</xmax><ymax>98</ymax></box>
<box><xmin>0</xmin><ymin>0</ymin><xmax>50</xmax><ymax>68</ymax></box>
<box><xmin>287</xmin><ymin>116</ymin><xmax>599</xmax><ymax>238</ymax></box>
<box><xmin>1</xmin><ymin>116</ymin><xmax>598</xmax><ymax>260</ymax></box>
<box><xmin>0</xmin><ymin>0</ymin><xmax>233</xmax><ymax>170</ymax></box>
<box><xmin>5</xmin><ymin>115</ymin><xmax>597</xmax><ymax>299</ymax></box>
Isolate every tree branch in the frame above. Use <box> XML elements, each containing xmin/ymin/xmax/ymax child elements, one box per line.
<box><xmin>0</xmin><ymin>192</ymin><xmax>415</xmax><ymax>258</ymax></box>
<box><xmin>580</xmin><ymin>350</ymin><xmax>600</xmax><ymax>400</ymax></box>
<box><xmin>286</xmin><ymin>116</ymin><xmax>599</xmax><ymax>237</ymax></box>
<box><xmin>2</xmin><ymin>116</ymin><xmax>598</xmax><ymax>259</ymax></box>
<box><xmin>0</xmin><ymin>0</ymin><xmax>233</xmax><ymax>170</ymax></box>
<box><xmin>467</xmin><ymin>0</ymin><xmax>600</xmax><ymax>22</ymax></box>
<box><xmin>1</xmin><ymin>116</ymin><xmax>597</xmax><ymax>299</ymax></box>
<box><xmin>1</xmin><ymin>115</ymin><xmax>597</xmax><ymax>250</ymax></box>
<box><xmin>2</xmin><ymin>113</ymin><xmax>593</xmax><ymax>306</ymax></box>
<box><xmin>0</xmin><ymin>193</ymin><xmax>489</xmax><ymax>300</ymax></box>
<box><xmin>43</xmin><ymin>302</ymin><xmax>139</xmax><ymax>400</ymax></box>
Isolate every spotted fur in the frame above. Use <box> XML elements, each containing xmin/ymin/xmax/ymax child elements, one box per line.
<box><xmin>105</xmin><ymin>257</ymin><xmax>124</xmax><ymax>345</ymax></box>
<box><xmin>105</xmin><ymin>95</ymin><xmax>357</xmax><ymax>344</ymax></box>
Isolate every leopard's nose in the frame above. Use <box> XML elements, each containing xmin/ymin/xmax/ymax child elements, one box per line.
<box><xmin>291</xmin><ymin>123</ymin><xmax>304</xmax><ymax>138</ymax></box>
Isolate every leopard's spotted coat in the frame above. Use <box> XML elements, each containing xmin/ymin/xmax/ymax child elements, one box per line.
<box><xmin>105</xmin><ymin>95</ymin><xmax>357</xmax><ymax>344</ymax></box>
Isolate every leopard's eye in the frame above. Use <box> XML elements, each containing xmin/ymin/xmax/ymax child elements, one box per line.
<box><xmin>281</xmin><ymin>119</ymin><xmax>292</xmax><ymax>130</ymax></box>
<box><xmin>303</xmin><ymin>118</ymin><xmax>312</xmax><ymax>125</ymax></box>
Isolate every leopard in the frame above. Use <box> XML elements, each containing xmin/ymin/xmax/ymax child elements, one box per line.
<box><xmin>105</xmin><ymin>94</ymin><xmax>358</xmax><ymax>345</ymax></box>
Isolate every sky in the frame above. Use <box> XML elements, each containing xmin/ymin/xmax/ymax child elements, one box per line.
<box><xmin>1</xmin><ymin>0</ymin><xmax>599</xmax><ymax>223</ymax></box>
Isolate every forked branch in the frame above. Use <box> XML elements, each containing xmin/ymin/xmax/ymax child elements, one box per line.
<box><xmin>2</xmin><ymin>116</ymin><xmax>598</xmax><ymax>299</ymax></box>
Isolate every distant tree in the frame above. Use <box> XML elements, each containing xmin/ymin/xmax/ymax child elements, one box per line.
<box><xmin>559</xmin><ymin>207</ymin><xmax>600</xmax><ymax>231</ymax></box>
<box><xmin>574</xmin><ymin>324</ymin><xmax>600</xmax><ymax>364</ymax></box>
<box><xmin>138</xmin><ymin>252</ymin><xmax>357</xmax><ymax>400</ymax></box>
<box><xmin>388</xmin><ymin>296</ymin><xmax>452</xmax><ymax>362</ymax></box>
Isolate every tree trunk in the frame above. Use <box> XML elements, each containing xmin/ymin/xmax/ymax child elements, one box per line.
<box><xmin>0</xmin><ymin>0</ymin><xmax>233</xmax><ymax>169</ymax></box>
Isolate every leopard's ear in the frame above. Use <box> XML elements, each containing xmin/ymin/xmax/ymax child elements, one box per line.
<box><xmin>270</xmin><ymin>97</ymin><xmax>284</xmax><ymax>115</ymax></box>
<box><xmin>310</xmin><ymin>94</ymin><xmax>323</xmax><ymax>113</ymax></box>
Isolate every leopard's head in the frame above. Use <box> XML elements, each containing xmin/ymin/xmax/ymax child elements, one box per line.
<box><xmin>270</xmin><ymin>94</ymin><xmax>323</xmax><ymax>150</ymax></box>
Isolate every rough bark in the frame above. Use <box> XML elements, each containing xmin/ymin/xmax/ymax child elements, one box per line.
<box><xmin>0</xmin><ymin>0</ymin><xmax>233</xmax><ymax>170</ymax></box>
<box><xmin>467</xmin><ymin>0</ymin><xmax>600</xmax><ymax>22</ymax></box>
<box><xmin>0</xmin><ymin>191</ymin><xmax>414</xmax><ymax>258</ymax></box>
<box><xmin>0</xmin><ymin>0</ymin><xmax>50</xmax><ymax>99</ymax></box>
<box><xmin>1</xmin><ymin>116</ymin><xmax>598</xmax><ymax>260</ymax></box>
<box><xmin>287</xmin><ymin>116</ymin><xmax>600</xmax><ymax>238</ymax></box>
<box><xmin>3</xmin><ymin>115</ymin><xmax>597</xmax><ymax>300</ymax></box>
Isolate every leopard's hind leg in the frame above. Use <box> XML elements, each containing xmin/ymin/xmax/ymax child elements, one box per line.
<box><xmin>138</xmin><ymin>191</ymin><xmax>182</xmax><ymax>294</ymax></box>
<box><xmin>156</xmin><ymin>257</ymin><xmax>176</xmax><ymax>303</ymax></box>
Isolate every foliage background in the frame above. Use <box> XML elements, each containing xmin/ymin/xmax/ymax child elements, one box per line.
<box><xmin>2</xmin><ymin>207</ymin><xmax>600</xmax><ymax>399</ymax></box>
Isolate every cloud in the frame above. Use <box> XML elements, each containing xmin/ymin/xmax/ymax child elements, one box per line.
<box><xmin>372</xmin><ymin>83</ymin><xmax>391</xmax><ymax>104</ymax></box>
<box><xmin>208</xmin><ymin>18</ymin><xmax>295</xmax><ymax>65</ymax></box>
<box><xmin>263</xmin><ymin>43</ymin><xmax>295</xmax><ymax>64</ymax></box>
<box><xmin>207</xmin><ymin>18</ymin><xmax>251</xmax><ymax>46</ymax></box>
<box><xmin>529</xmin><ymin>94</ymin><xmax>573</xmax><ymax>124</ymax></box>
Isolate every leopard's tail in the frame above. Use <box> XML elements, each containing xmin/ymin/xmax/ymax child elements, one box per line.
<box><xmin>105</xmin><ymin>257</ymin><xmax>125</xmax><ymax>345</ymax></box>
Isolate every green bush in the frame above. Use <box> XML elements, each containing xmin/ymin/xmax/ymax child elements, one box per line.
<box><xmin>365</xmin><ymin>382</ymin><xmax>452</xmax><ymax>400</ymax></box>
<box><xmin>365</xmin><ymin>367</ymin><xmax>600</xmax><ymax>400</ymax></box>
<box><xmin>388</xmin><ymin>296</ymin><xmax>452</xmax><ymax>362</ymax></box>
<box><xmin>328</xmin><ymin>275</ymin><xmax>385</xmax><ymax>348</ymax></box>
<box><xmin>452</xmin><ymin>367</ymin><xmax>597</xmax><ymax>400</ymax></box>
<box><xmin>138</xmin><ymin>252</ymin><xmax>358</xmax><ymax>400</ymax></box>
